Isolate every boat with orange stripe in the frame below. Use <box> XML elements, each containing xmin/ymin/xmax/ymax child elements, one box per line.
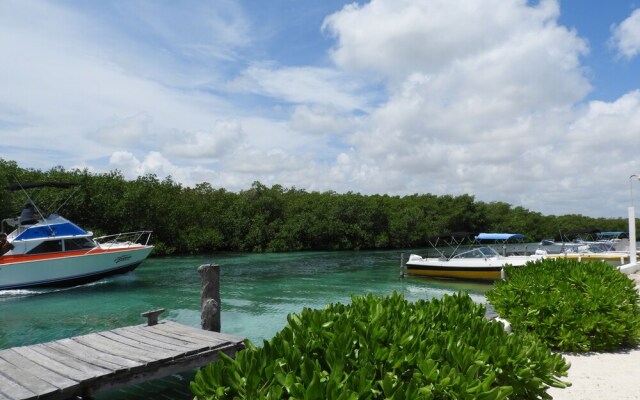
<box><xmin>0</xmin><ymin>182</ymin><xmax>153</xmax><ymax>290</ymax></box>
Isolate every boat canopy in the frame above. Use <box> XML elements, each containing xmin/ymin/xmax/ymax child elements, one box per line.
<box><xmin>13</xmin><ymin>216</ymin><xmax>89</xmax><ymax>241</ymax></box>
<box><xmin>475</xmin><ymin>233</ymin><xmax>524</xmax><ymax>241</ymax></box>
<box><xmin>597</xmin><ymin>231</ymin><xmax>628</xmax><ymax>239</ymax></box>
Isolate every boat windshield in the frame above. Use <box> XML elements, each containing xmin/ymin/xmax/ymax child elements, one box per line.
<box><xmin>452</xmin><ymin>247</ymin><xmax>499</xmax><ymax>259</ymax></box>
<box><xmin>585</xmin><ymin>242</ymin><xmax>616</xmax><ymax>253</ymax></box>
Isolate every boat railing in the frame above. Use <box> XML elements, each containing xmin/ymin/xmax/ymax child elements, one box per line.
<box><xmin>94</xmin><ymin>231</ymin><xmax>153</xmax><ymax>249</ymax></box>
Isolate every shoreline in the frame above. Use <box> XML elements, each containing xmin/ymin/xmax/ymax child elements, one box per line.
<box><xmin>546</xmin><ymin>272</ymin><xmax>640</xmax><ymax>399</ymax></box>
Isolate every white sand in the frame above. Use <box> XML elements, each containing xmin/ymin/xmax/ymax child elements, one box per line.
<box><xmin>547</xmin><ymin>272</ymin><xmax>640</xmax><ymax>399</ymax></box>
<box><xmin>547</xmin><ymin>348</ymin><xmax>640</xmax><ymax>399</ymax></box>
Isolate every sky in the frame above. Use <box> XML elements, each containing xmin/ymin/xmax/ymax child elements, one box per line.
<box><xmin>1</xmin><ymin>0</ymin><xmax>640</xmax><ymax>218</ymax></box>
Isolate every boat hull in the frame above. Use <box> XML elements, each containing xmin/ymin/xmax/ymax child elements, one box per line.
<box><xmin>544</xmin><ymin>252</ymin><xmax>629</xmax><ymax>265</ymax></box>
<box><xmin>405</xmin><ymin>254</ymin><xmax>543</xmax><ymax>281</ymax></box>
<box><xmin>0</xmin><ymin>246</ymin><xmax>154</xmax><ymax>290</ymax></box>
<box><xmin>406</xmin><ymin>263</ymin><xmax>502</xmax><ymax>281</ymax></box>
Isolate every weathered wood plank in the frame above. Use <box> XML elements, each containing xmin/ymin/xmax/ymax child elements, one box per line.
<box><xmin>71</xmin><ymin>334</ymin><xmax>168</xmax><ymax>363</ymax></box>
<box><xmin>0</xmin><ymin>373</ymin><xmax>35</xmax><ymax>400</ymax></box>
<box><xmin>43</xmin><ymin>341</ymin><xmax>131</xmax><ymax>371</ymax></box>
<box><xmin>10</xmin><ymin>346</ymin><xmax>97</xmax><ymax>382</ymax></box>
<box><xmin>97</xmin><ymin>330</ymin><xmax>180</xmax><ymax>355</ymax></box>
<box><xmin>0</xmin><ymin>349</ymin><xmax>77</xmax><ymax>389</ymax></box>
<box><xmin>143</xmin><ymin>327</ymin><xmax>221</xmax><ymax>347</ymax></box>
<box><xmin>142</xmin><ymin>325</ymin><xmax>218</xmax><ymax>346</ymax></box>
<box><xmin>117</xmin><ymin>325</ymin><xmax>201</xmax><ymax>350</ymax></box>
<box><xmin>164</xmin><ymin>321</ymin><xmax>245</xmax><ymax>343</ymax></box>
<box><xmin>0</xmin><ymin>321</ymin><xmax>245</xmax><ymax>400</ymax></box>
<box><xmin>54</xmin><ymin>337</ymin><xmax>141</xmax><ymax>368</ymax></box>
<box><xmin>99</xmin><ymin>330</ymin><xmax>191</xmax><ymax>354</ymax></box>
<box><xmin>151</xmin><ymin>321</ymin><xmax>243</xmax><ymax>345</ymax></box>
<box><xmin>28</xmin><ymin>343</ymin><xmax>112</xmax><ymax>377</ymax></box>
<box><xmin>0</xmin><ymin>356</ymin><xmax>59</xmax><ymax>398</ymax></box>
<box><xmin>85</xmin><ymin>342</ymin><xmax>244</xmax><ymax>394</ymax></box>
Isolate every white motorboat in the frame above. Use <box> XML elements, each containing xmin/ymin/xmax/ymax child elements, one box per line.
<box><xmin>534</xmin><ymin>231</ymin><xmax>634</xmax><ymax>266</ymax></box>
<box><xmin>406</xmin><ymin>246</ymin><xmax>544</xmax><ymax>281</ymax></box>
<box><xmin>405</xmin><ymin>233</ymin><xmax>543</xmax><ymax>281</ymax></box>
<box><xmin>0</xmin><ymin>182</ymin><xmax>154</xmax><ymax>290</ymax></box>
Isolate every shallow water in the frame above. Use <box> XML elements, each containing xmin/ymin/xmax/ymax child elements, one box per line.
<box><xmin>0</xmin><ymin>250</ymin><xmax>491</xmax><ymax>398</ymax></box>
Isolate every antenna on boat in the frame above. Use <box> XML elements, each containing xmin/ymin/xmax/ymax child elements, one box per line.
<box><xmin>52</xmin><ymin>185</ymin><xmax>81</xmax><ymax>215</ymax></box>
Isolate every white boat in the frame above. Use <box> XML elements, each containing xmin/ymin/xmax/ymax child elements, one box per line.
<box><xmin>534</xmin><ymin>231</ymin><xmax>635</xmax><ymax>266</ymax></box>
<box><xmin>0</xmin><ymin>182</ymin><xmax>154</xmax><ymax>290</ymax></box>
<box><xmin>406</xmin><ymin>246</ymin><xmax>544</xmax><ymax>281</ymax></box>
<box><xmin>405</xmin><ymin>233</ymin><xmax>544</xmax><ymax>281</ymax></box>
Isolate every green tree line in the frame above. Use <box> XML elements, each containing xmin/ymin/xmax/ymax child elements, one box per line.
<box><xmin>0</xmin><ymin>159</ymin><xmax>631</xmax><ymax>255</ymax></box>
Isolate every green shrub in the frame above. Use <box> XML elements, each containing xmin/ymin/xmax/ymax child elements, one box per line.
<box><xmin>487</xmin><ymin>258</ymin><xmax>640</xmax><ymax>352</ymax></box>
<box><xmin>191</xmin><ymin>292</ymin><xmax>569</xmax><ymax>399</ymax></box>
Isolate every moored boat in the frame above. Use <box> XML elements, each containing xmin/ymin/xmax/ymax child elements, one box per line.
<box><xmin>533</xmin><ymin>231</ymin><xmax>635</xmax><ymax>266</ymax></box>
<box><xmin>405</xmin><ymin>233</ymin><xmax>543</xmax><ymax>281</ymax></box>
<box><xmin>406</xmin><ymin>246</ymin><xmax>544</xmax><ymax>281</ymax></box>
<box><xmin>0</xmin><ymin>182</ymin><xmax>154</xmax><ymax>290</ymax></box>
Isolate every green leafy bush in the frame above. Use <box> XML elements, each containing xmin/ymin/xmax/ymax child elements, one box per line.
<box><xmin>487</xmin><ymin>258</ymin><xmax>640</xmax><ymax>352</ymax></box>
<box><xmin>191</xmin><ymin>292</ymin><xmax>569</xmax><ymax>399</ymax></box>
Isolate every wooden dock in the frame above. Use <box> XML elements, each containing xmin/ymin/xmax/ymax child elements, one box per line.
<box><xmin>0</xmin><ymin>320</ymin><xmax>245</xmax><ymax>400</ymax></box>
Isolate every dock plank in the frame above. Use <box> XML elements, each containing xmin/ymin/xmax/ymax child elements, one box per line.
<box><xmin>0</xmin><ymin>372</ymin><xmax>36</xmax><ymax>400</ymax></box>
<box><xmin>151</xmin><ymin>321</ymin><xmax>243</xmax><ymax>345</ymax></box>
<box><xmin>29</xmin><ymin>343</ymin><xmax>112</xmax><ymax>377</ymax></box>
<box><xmin>54</xmin><ymin>337</ymin><xmax>141</xmax><ymax>368</ymax></box>
<box><xmin>0</xmin><ymin>357</ymin><xmax>50</xmax><ymax>399</ymax></box>
<box><xmin>44</xmin><ymin>341</ymin><xmax>133</xmax><ymax>371</ymax></box>
<box><xmin>99</xmin><ymin>330</ymin><xmax>192</xmax><ymax>354</ymax></box>
<box><xmin>9</xmin><ymin>346</ymin><xmax>97</xmax><ymax>382</ymax></box>
<box><xmin>0</xmin><ymin>321</ymin><xmax>245</xmax><ymax>400</ymax></box>
<box><xmin>160</xmin><ymin>321</ymin><xmax>245</xmax><ymax>343</ymax></box>
<box><xmin>72</xmin><ymin>334</ymin><xmax>169</xmax><ymax>363</ymax></box>
<box><xmin>116</xmin><ymin>326</ymin><xmax>201</xmax><ymax>350</ymax></box>
<box><xmin>142</xmin><ymin>327</ymin><xmax>218</xmax><ymax>346</ymax></box>
<box><xmin>0</xmin><ymin>349</ymin><xmax>77</xmax><ymax>389</ymax></box>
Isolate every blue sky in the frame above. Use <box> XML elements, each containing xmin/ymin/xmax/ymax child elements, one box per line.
<box><xmin>1</xmin><ymin>0</ymin><xmax>640</xmax><ymax>218</ymax></box>
<box><xmin>558</xmin><ymin>0</ymin><xmax>640</xmax><ymax>101</ymax></box>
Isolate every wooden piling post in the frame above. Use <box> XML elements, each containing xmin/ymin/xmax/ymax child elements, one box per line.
<box><xmin>400</xmin><ymin>253</ymin><xmax>405</xmax><ymax>278</ymax></box>
<box><xmin>198</xmin><ymin>263</ymin><xmax>221</xmax><ymax>332</ymax></box>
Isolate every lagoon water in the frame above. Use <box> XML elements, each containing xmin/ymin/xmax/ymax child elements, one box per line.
<box><xmin>0</xmin><ymin>250</ymin><xmax>491</xmax><ymax>398</ymax></box>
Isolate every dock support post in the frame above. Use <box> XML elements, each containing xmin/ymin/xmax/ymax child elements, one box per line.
<box><xmin>198</xmin><ymin>263</ymin><xmax>221</xmax><ymax>332</ymax></box>
<box><xmin>400</xmin><ymin>253</ymin><xmax>404</xmax><ymax>278</ymax></box>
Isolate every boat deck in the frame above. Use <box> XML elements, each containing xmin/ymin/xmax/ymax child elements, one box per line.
<box><xmin>0</xmin><ymin>320</ymin><xmax>245</xmax><ymax>400</ymax></box>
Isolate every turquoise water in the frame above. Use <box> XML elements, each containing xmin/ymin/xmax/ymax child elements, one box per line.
<box><xmin>0</xmin><ymin>250</ymin><xmax>491</xmax><ymax>398</ymax></box>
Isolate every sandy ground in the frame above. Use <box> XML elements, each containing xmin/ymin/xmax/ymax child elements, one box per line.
<box><xmin>546</xmin><ymin>272</ymin><xmax>640</xmax><ymax>399</ymax></box>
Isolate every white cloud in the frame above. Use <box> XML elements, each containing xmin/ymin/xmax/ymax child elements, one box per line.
<box><xmin>225</xmin><ymin>63</ymin><xmax>369</xmax><ymax>111</ymax></box>
<box><xmin>165</xmin><ymin>121</ymin><xmax>245</xmax><ymax>159</ymax></box>
<box><xmin>610</xmin><ymin>8</ymin><xmax>640</xmax><ymax>59</ymax></box>
<box><xmin>318</xmin><ymin>0</ymin><xmax>640</xmax><ymax>217</ymax></box>
<box><xmin>109</xmin><ymin>151</ymin><xmax>175</xmax><ymax>178</ymax></box>
<box><xmin>289</xmin><ymin>105</ymin><xmax>356</xmax><ymax>135</ymax></box>
<box><xmin>566</xmin><ymin>90</ymin><xmax>640</xmax><ymax>157</ymax></box>
<box><xmin>95</xmin><ymin>113</ymin><xmax>152</xmax><ymax>146</ymax></box>
<box><xmin>323</xmin><ymin>0</ymin><xmax>568</xmax><ymax>79</ymax></box>
<box><xmin>3</xmin><ymin>0</ymin><xmax>640</xmax><ymax>218</ymax></box>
